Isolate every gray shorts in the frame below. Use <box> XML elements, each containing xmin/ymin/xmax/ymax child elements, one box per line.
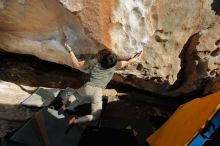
<box><xmin>65</xmin><ymin>84</ymin><xmax>103</xmax><ymax>114</ymax></box>
<box><xmin>69</xmin><ymin>84</ymin><xmax>103</xmax><ymax>123</ymax></box>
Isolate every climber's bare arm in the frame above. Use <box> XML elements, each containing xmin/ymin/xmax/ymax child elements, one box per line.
<box><xmin>64</xmin><ymin>42</ymin><xmax>85</xmax><ymax>69</ymax></box>
<box><xmin>120</xmin><ymin>60</ymin><xmax>130</xmax><ymax>68</ymax></box>
<box><xmin>120</xmin><ymin>51</ymin><xmax>142</xmax><ymax>68</ymax></box>
<box><xmin>69</xmin><ymin>52</ymin><xmax>85</xmax><ymax>69</ymax></box>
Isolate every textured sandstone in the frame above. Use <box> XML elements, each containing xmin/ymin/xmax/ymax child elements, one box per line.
<box><xmin>111</xmin><ymin>0</ymin><xmax>220</xmax><ymax>95</ymax></box>
<box><xmin>59</xmin><ymin>0</ymin><xmax>82</xmax><ymax>12</ymax></box>
<box><xmin>141</xmin><ymin>0</ymin><xmax>219</xmax><ymax>85</ymax></box>
<box><xmin>0</xmin><ymin>0</ymin><xmax>220</xmax><ymax>95</ymax></box>
<box><xmin>0</xmin><ymin>0</ymin><xmax>97</xmax><ymax>67</ymax></box>
<box><xmin>196</xmin><ymin>24</ymin><xmax>220</xmax><ymax>78</ymax></box>
<box><xmin>110</xmin><ymin>0</ymin><xmax>152</xmax><ymax>58</ymax></box>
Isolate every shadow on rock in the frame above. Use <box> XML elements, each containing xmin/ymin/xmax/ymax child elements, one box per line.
<box><xmin>211</xmin><ymin>0</ymin><xmax>220</xmax><ymax>15</ymax></box>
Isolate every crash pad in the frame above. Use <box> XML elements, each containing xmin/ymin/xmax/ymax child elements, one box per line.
<box><xmin>147</xmin><ymin>91</ymin><xmax>220</xmax><ymax>146</ymax></box>
<box><xmin>21</xmin><ymin>87</ymin><xmax>60</xmax><ymax>108</ymax></box>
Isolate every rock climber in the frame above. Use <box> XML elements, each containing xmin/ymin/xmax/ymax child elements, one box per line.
<box><xmin>49</xmin><ymin>41</ymin><xmax>141</xmax><ymax>126</ymax></box>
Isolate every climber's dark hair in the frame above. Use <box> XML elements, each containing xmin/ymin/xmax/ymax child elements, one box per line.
<box><xmin>97</xmin><ymin>49</ymin><xmax>118</xmax><ymax>69</ymax></box>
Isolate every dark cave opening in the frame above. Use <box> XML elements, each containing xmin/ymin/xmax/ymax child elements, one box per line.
<box><xmin>211</xmin><ymin>0</ymin><xmax>220</xmax><ymax>16</ymax></box>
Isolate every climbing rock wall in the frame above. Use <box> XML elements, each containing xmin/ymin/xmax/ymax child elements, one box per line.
<box><xmin>140</xmin><ymin>0</ymin><xmax>217</xmax><ymax>85</ymax></box>
<box><xmin>0</xmin><ymin>0</ymin><xmax>97</xmax><ymax>67</ymax></box>
<box><xmin>110</xmin><ymin>0</ymin><xmax>220</xmax><ymax>95</ymax></box>
<box><xmin>0</xmin><ymin>0</ymin><xmax>220</xmax><ymax>95</ymax></box>
<box><xmin>196</xmin><ymin>25</ymin><xmax>220</xmax><ymax>78</ymax></box>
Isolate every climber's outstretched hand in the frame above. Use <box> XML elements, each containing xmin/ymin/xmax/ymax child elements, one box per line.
<box><xmin>64</xmin><ymin>42</ymin><xmax>72</xmax><ymax>52</ymax></box>
<box><xmin>120</xmin><ymin>51</ymin><xmax>142</xmax><ymax>68</ymax></box>
<box><xmin>129</xmin><ymin>51</ymin><xmax>143</xmax><ymax>63</ymax></box>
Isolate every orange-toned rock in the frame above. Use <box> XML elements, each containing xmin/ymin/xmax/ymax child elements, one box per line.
<box><xmin>0</xmin><ymin>0</ymin><xmax>220</xmax><ymax>95</ymax></box>
<box><xmin>0</xmin><ymin>0</ymin><xmax>107</xmax><ymax>67</ymax></box>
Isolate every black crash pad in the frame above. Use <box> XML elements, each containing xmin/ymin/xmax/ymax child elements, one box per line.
<box><xmin>79</xmin><ymin>126</ymin><xmax>137</xmax><ymax>146</ymax></box>
<box><xmin>9</xmin><ymin>109</ymin><xmax>139</xmax><ymax>146</ymax></box>
<box><xmin>10</xmin><ymin>108</ymin><xmax>83</xmax><ymax>146</ymax></box>
<box><xmin>21</xmin><ymin>87</ymin><xmax>60</xmax><ymax>108</ymax></box>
